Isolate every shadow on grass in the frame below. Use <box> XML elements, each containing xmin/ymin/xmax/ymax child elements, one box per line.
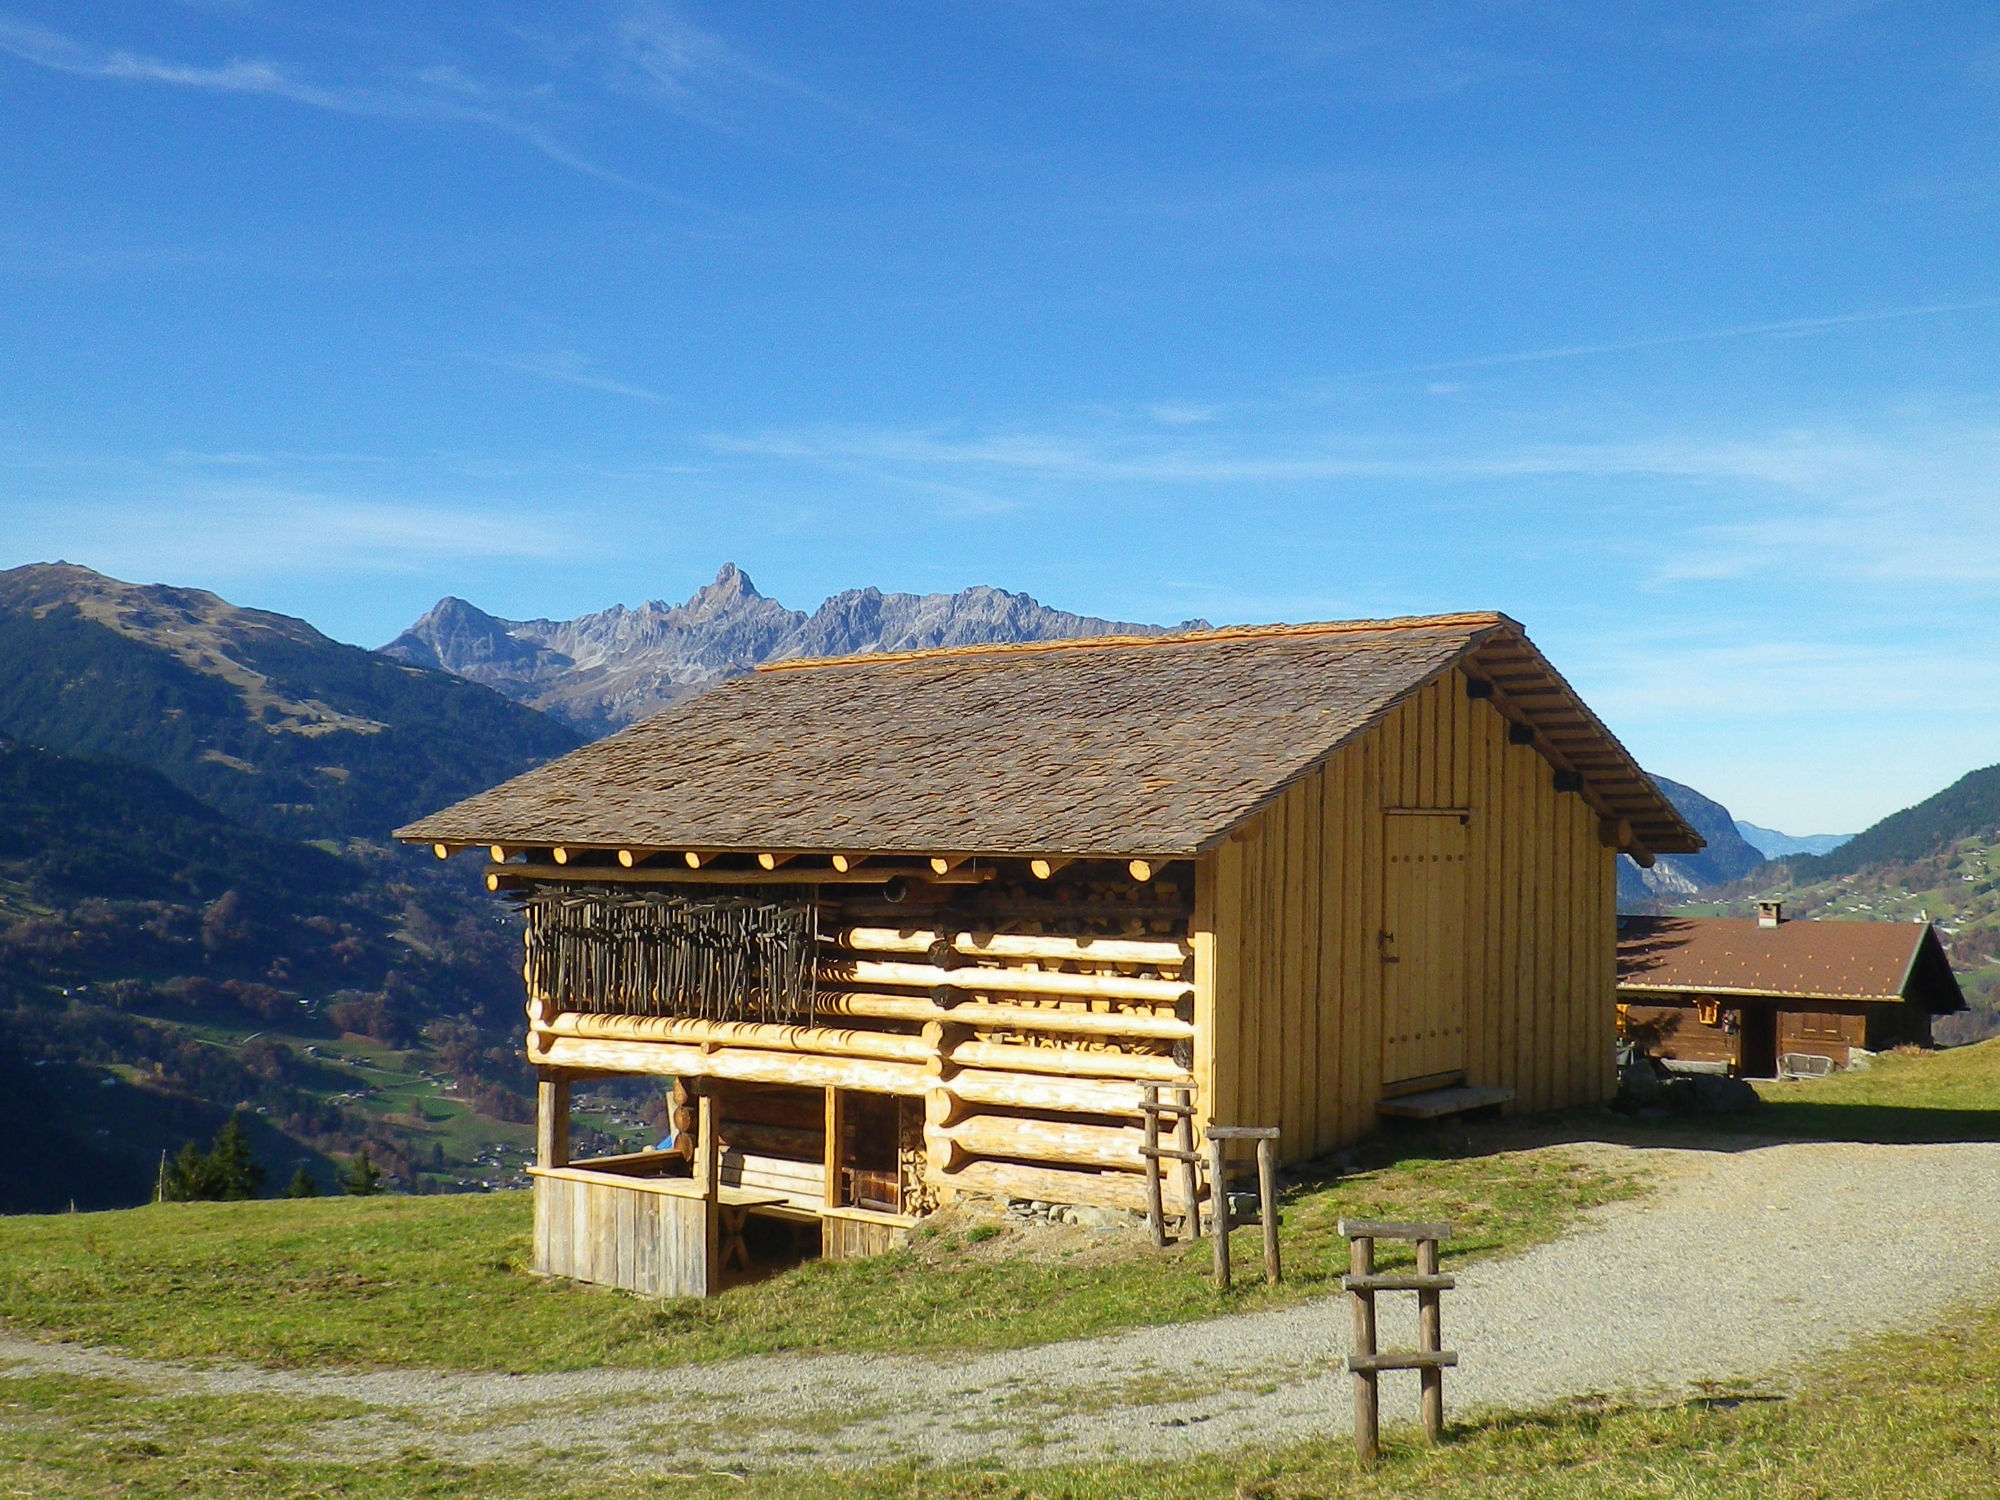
<box><xmin>1679</xmin><ymin>1100</ymin><xmax>2000</xmax><ymax>1145</ymax></box>
<box><xmin>1345</xmin><ymin>1098</ymin><xmax>2000</xmax><ymax>1178</ymax></box>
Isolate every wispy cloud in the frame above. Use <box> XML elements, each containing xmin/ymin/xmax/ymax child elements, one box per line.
<box><xmin>8</xmin><ymin>482</ymin><xmax>585</xmax><ymax>579</ymax></box>
<box><xmin>707</xmin><ymin>403</ymin><xmax>2000</xmax><ymax>597</ymax></box>
<box><xmin>0</xmin><ymin>13</ymin><xmax>648</xmax><ymax>191</ymax></box>
<box><xmin>596</xmin><ymin>1</ymin><xmax>873</xmax><ymax>142</ymax></box>
<box><xmin>469</xmin><ymin>351</ymin><xmax>667</xmax><ymax>405</ymax></box>
<box><xmin>1349</xmin><ymin>296</ymin><xmax>2000</xmax><ymax>382</ymax></box>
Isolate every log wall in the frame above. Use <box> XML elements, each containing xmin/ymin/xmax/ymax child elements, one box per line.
<box><xmin>1196</xmin><ymin>667</ymin><xmax>1617</xmax><ymax>1158</ymax></box>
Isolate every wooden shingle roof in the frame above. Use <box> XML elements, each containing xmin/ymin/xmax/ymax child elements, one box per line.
<box><xmin>397</xmin><ymin>613</ymin><xmax>1700</xmax><ymax>860</ymax></box>
<box><xmin>1617</xmin><ymin>916</ymin><xmax>1966</xmax><ymax>1012</ymax></box>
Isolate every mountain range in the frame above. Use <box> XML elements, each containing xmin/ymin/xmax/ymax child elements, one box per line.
<box><xmin>1733</xmin><ymin>821</ymin><xmax>1854</xmax><ymax>859</ymax></box>
<box><xmin>380</xmin><ymin>563</ymin><xmax>1201</xmax><ymax>736</ymax></box>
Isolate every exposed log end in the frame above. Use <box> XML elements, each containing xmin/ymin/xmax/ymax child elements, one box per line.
<box><xmin>1030</xmin><ymin>857</ymin><xmax>1074</xmax><ymax>881</ymax></box>
<box><xmin>1128</xmin><ymin>859</ymin><xmax>1155</xmax><ymax>883</ymax></box>
<box><xmin>552</xmin><ymin>847</ymin><xmax>571</xmax><ymax>865</ymax></box>
<box><xmin>432</xmin><ymin>843</ymin><xmax>451</xmax><ymax>860</ymax></box>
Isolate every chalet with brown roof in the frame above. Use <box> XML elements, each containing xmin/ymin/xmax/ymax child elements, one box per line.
<box><xmin>401</xmin><ymin>612</ymin><xmax>1698</xmax><ymax>1296</ymax></box>
<box><xmin>1616</xmin><ymin>901</ymin><xmax>1965</xmax><ymax>1077</ymax></box>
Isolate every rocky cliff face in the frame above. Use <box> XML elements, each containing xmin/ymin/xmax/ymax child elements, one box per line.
<box><xmin>1618</xmin><ymin>775</ymin><xmax>1770</xmax><ymax>906</ymax></box>
<box><xmin>381</xmin><ymin>564</ymin><xmax>1198</xmax><ymax>736</ymax></box>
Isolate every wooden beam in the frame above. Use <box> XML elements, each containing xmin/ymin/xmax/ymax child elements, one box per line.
<box><xmin>536</xmin><ymin>1070</ymin><xmax>570</xmax><ymax>1169</ymax></box>
<box><xmin>929</xmin><ymin>856</ymin><xmax>968</xmax><ymax>876</ymax></box>
<box><xmin>816</xmin><ymin>990</ymin><xmax>1194</xmax><ymax>1040</ymax></box>
<box><xmin>758</xmin><ymin>852</ymin><xmax>794</xmax><ymax>871</ymax></box>
<box><xmin>1127</xmin><ymin>859</ymin><xmax>1156</xmax><ymax>883</ymax></box>
<box><xmin>487</xmin><ymin>862</ymin><xmax>994</xmax><ymax>890</ymax></box>
<box><xmin>945</xmin><ymin>1069</ymin><xmax>1162</xmax><ymax>1119</ymax></box>
<box><xmin>840</xmin><ymin>926</ymin><xmax>1190</xmax><ymax>967</ymax></box>
<box><xmin>540</xmin><ymin>1011</ymin><xmax>932</xmax><ymax>1063</ymax></box>
<box><xmin>1029</xmin><ymin>857</ymin><xmax>1074</xmax><ymax>881</ymax></box>
<box><xmin>831</xmin><ymin>853</ymin><xmax>868</xmax><ymax>873</ymax></box>
<box><xmin>947</xmin><ymin>1040</ymin><xmax>1192</xmax><ymax>1085</ymax></box>
<box><xmin>529</xmin><ymin>1034</ymin><xmax>931</xmax><ymax>1093</ymax></box>
<box><xmin>837</xmin><ymin>957</ymin><xmax>1192</xmax><ymax>1005</ymax></box>
<box><xmin>683</xmin><ymin>850</ymin><xmax>707</xmax><ymax>869</ymax></box>
<box><xmin>933</xmin><ymin>1112</ymin><xmax>1147</xmax><ymax>1172</ymax></box>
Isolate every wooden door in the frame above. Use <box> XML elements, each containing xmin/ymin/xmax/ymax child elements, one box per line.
<box><xmin>1381</xmin><ymin>811</ymin><xmax>1470</xmax><ymax>1086</ymax></box>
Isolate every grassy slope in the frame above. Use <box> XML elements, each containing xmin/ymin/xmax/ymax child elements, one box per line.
<box><xmin>0</xmin><ymin>1147</ymin><xmax>1644</xmax><ymax>1373</ymax></box>
<box><xmin>0</xmin><ymin>595</ymin><xmax>580</xmax><ymax>844</ymax></box>
<box><xmin>3</xmin><ymin>1265</ymin><xmax>1998</xmax><ymax>1499</ymax></box>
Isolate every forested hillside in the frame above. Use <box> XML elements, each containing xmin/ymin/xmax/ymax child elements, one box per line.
<box><xmin>0</xmin><ymin>734</ymin><xmax>568</xmax><ymax>1211</ymax></box>
<box><xmin>1782</xmin><ymin>762</ymin><xmax>2000</xmax><ymax>880</ymax></box>
<box><xmin>0</xmin><ymin>563</ymin><xmax>579</xmax><ymax>842</ymax></box>
<box><xmin>0</xmin><ymin>565</ymin><xmax>606</xmax><ymax>1212</ymax></box>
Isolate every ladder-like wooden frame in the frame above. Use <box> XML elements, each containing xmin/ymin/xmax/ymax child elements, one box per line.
<box><xmin>1339</xmin><ymin>1218</ymin><xmax>1458</xmax><ymax>1461</ymax></box>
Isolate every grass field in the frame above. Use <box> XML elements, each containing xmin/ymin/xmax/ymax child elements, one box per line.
<box><xmin>0</xmin><ymin>1144</ymin><xmax>1643</xmax><ymax>1372</ymax></box>
<box><xmin>2</xmin><ymin>1292</ymin><xmax>1997</xmax><ymax>1498</ymax></box>
<box><xmin>1726</xmin><ymin>1036</ymin><xmax>2000</xmax><ymax>1143</ymax></box>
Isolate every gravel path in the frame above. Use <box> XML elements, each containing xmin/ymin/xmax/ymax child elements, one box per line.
<box><xmin>7</xmin><ymin>1140</ymin><xmax>2000</xmax><ymax>1472</ymax></box>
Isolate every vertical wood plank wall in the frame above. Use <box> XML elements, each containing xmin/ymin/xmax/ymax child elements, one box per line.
<box><xmin>532</xmin><ymin>1175</ymin><xmax>712</xmax><ymax>1298</ymax></box>
<box><xmin>1195</xmin><ymin>668</ymin><xmax>1618</xmax><ymax>1159</ymax></box>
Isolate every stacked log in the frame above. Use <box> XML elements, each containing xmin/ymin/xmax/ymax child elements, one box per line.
<box><xmin>527</xmin><ymin>902</ymin><xmax>1200</xmax><ymax>1213</ymax></box>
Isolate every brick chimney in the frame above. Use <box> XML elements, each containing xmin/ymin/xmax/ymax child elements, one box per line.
<box><xmin>1757</xmin><ymin>899</ymin><xmax>1783</xmax><ymax>929</ymax></box>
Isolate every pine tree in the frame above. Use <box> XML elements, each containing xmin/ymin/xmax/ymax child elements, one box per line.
<box><xmin>284</xmin><ymin>1166</ymin><xmax>319</xmax><ymax>1198</ymax></box>
<box><xmin>158</xmin><ymin>1115</ymin><xmax>265</xmax><ymax>1201</ymax></box>
<box><xmin>208</xmin><ymin>1116</ymin><xmax>266</xmax><ymax>1200</ymax></box>
<box><xmin>342</xmin><ymin>1147</ymin><xmax>384</xmax><ymax>1196</ymax></box>
<box><xmin>159</xmin><ymin>1139</ymin><xmax>215</xmax><ymax>1202</ymax></box>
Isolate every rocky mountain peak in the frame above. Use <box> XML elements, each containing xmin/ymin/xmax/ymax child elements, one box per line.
<box><xmin>678</xmin><ymin>562</ymin><xmax>762</xmax><ymax>622</ymax></box>
<box><xmin>380</xmin><ymin>567</ymin><xmax>1195</xmax><ymax>736</ymax></box>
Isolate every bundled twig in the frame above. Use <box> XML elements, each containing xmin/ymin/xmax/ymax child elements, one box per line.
<box><xmin>520</xmin><ymin>889</ymin><xmax>819</xmax><ymax>1024</ymax></box>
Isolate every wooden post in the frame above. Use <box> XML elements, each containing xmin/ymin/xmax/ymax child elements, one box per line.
<box><xmin>692</xmin><ymin>1081</ymin><xmax>720</xmax><ymax>1293</ymax></box>
<box><xmin>1173</xmin><ymin>1088</ymin><xmax>1200</xmax><ymax>1242</ymax></box>
<box><xmin>536</xmin><ymin>1069</ymin><xmax>570</xmax><ymax>1169</ymax></box>
<box><xmin>1418</xmin><ymin>1234</ymin><xmax>1445</xmax><ymax>1442</ymax></box>
<box><xmin>1256</xmin><ymin>1134</ymin><xmax>1281</xmax><ymax>1286</ymax></box>
<box><xmin>1207</xmin><ymin>1131</ymin><xmax>1231</xmax><ymax>1290</ymax></box>
<box><xmin>1142</xmin><ymin>1084</ymin><xmax>1165</xmax><ymax>1248</ymax></box>
<box><xmin>823</xmin><ymin>1086</ymin><xmax>844</xmax><ymax>1208</ymax></box>
<box><xmin>1350</xmin><ymin>1232</ymin><xmax>1379</xmax><ymax>1463</ymax></box>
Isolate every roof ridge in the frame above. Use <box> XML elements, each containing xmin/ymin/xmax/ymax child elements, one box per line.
<box><xmin>755</xmin><ymin>611</ymin><xmax>1517</xmax><ymax>674</ymax></box>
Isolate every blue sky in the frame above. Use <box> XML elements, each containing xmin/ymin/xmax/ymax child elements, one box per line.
<box><xmin>3</xmin><ymin>3</ymin><xmax>1999</xmax><ymax>833</ymax></box>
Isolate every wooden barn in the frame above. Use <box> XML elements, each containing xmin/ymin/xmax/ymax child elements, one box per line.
<box><xmin>399</xmin><ymin>613</ymin><xmax>1698</xmax><ymax>1295</ymax></box>
<box><xmin>1617</xmin><ymin>901</ymin><xmax>1965</xmax><ymax>1077</ymax></box>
